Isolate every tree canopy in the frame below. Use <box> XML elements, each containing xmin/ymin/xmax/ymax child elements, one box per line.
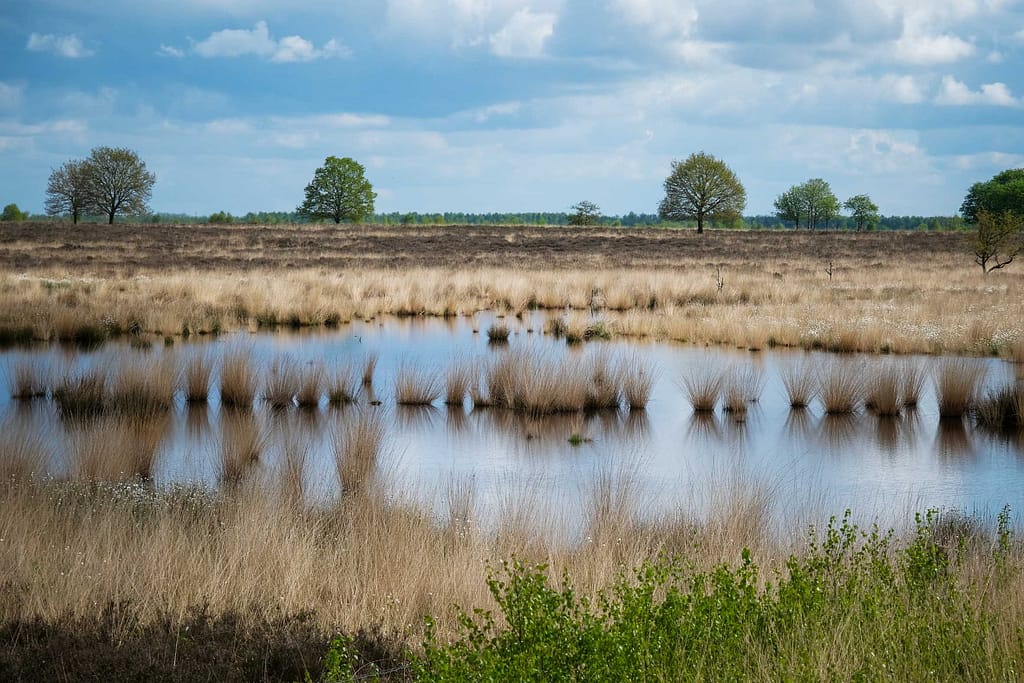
<box><xmin>969</xmin><ymin>209</ymin><xmax>1023</xmax><ymax>274</ymax></box>
<box><xmin>960</xmin><ymin>169</ymin><xmax>1024</xmax><ymax>224</ymax></box>
<box><xmin>843</xmin><ymin>194</ymin><xmax>880</xmax><ymax>231</ymax></box>
<box><xmin>297</xmin><ymin>156</ymin><xmax>376</xmax><ymax>224</ymax></box>
<box><xmin>774</xmin><ymin>179</ymin><xmax>840</xmax><ymax>230</ymax></box>
<box><xmin>567</xmin><ymin>200</ymin><xmax>601</xmax><ymax>226</ymax></box>
<box><xmin>83</xmin><ymin>147</ymin><xmax>155</xmax><ymax>224</ymax></box>
<box><xmin>2</xmin><ymin>203</ymin><xmax>28</xmax><ymax>221</ymax></box>
<box><xmin>658</xmin><ymin>152</ymin><xmax>746</xmax><ymax>234</ymax></box>
<box><xmin>45</xmin><ymin>159</ymin><xmax>90</xmax><ymax>224</ymax></box>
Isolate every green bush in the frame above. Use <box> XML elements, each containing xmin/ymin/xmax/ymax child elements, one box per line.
<box><xmin>411</xmin><ymin>510</ymin><xmax>1020</xmax><ymax>681</ymax></box>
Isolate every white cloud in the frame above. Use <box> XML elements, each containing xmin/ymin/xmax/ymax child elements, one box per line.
<box><xmin>488</xmin><ymin>9</ymin><xmax>557</xmax><ymax>58</ymax></box>
<box><xmin>1015</xmin><ymin>28</ymin><xmax>1024</xmax><ymax>43</ymax></box>
<box><xmin>26</xmin><ymin>33</ymin><xmax>94</xmax><ymax>58</ymax></box>
<box><xmin>891</xmin><ymin>31</ymin><xmax>974</xmax><ymax>64</ymax></box>
<box><xmin>0</xmin><ymin>82</ymin><xmax>23</xmax><ymax>108</ymax></box>
<box><xmin>157</xmin><ymin>44</ymin><xmax>185</xmax><ymax>58</ymax></box>
<box><xmin>935</xmin><ymin>76</ymin><xmax>1019</xmax><ymax>106</ymax></box>
<box><xmin>612</xmin><ymin>0</ymin><xmax>698</xmax><ymax>40</ymax></box>
<box><xmin>192</xmin><ymin>21</ymin><xmax>348</xmax><ymax>62</ymax></box>
<box><xmin>878</xmin><ymin>74</ymin><xmax>925</xmax><ymax>104</ymax></box>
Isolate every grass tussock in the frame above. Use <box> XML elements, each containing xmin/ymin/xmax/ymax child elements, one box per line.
<box><xmin>900</xmin><ymin>361</ymin><xmax>926</xmax><ymax>408</ymax></box>
<box><xmin>107</xmin><ymin>356</ymin><xmax>175</xmax><ymax>417</ymax></box>
<box><xmin>974</xmin><ymin>384</ymin><xmax>1024</xmax><ymax>432</ymax></box>
<box><xmin>682</xmin><ymin>367</ymin><xmax>723</xmax><ymax>413</ymax></box>
<box><xmin>326</xmin><ymin>363</ymin><xmax>360</xmax><ymax>405</ymax></box>
<box><xmin>819</xmin><ymin>361</ymin><xmax>864</xmax><ymax>414</ymax></box>
<box><xmin>333</xmin><ymin>409</ymin><xmax>387</xmax><ymax>493</ymax></box>
<box><xmin>53</xmin><ymin>365</ymin><xmax>109</xmax><ymax>420</ymax></box>
<box><xmin>9</xmin><ymin>359</ymin><xmax>48</xmax><ymax>399</ymax></box>
<box><xmin>0</xmin><ymin>422</ymin><xmax>48</xmax><ymax>482</ymax></box>
<box><xmin>219</xmin><ymin>409</ymin><xmax>266</xmax><ymax>484</ymax></box>
<box><xmin>936</xmin><ymin>358</ymin><xmax>987</xmax><ymax>418</ymax></box>
<box><xmin>780</xmin><ymin>359</ymin><xmax>817</xmax><ymax>408</ymax></box>
<box><xmin>395</xmin><ymin>363</ymin><xmax>443</xmax><ymax>405</ymax></box>
<box><xmin>295</xmin><ymin>362</ymin><xmax>323</xmax><ymax>408</ymax></box>
<box><xmin>183</xmin><ymin>352</ymin><xmax>213</xmax><ymax>403</ymax></box>
<box><xmin>68</xmin><ymin>414</ymin><xmax>168</xmax><ymax>481</ymax></box>
<box><xmin>485</xmin><ymin>323</ymin><xmax>510</xmax><ymax>343</ymax></box>
<box><xmin>620</xmin><ymin>353</ymin><xmax>654</xmax><ymax>410</ymax></box>
<box><xmin>865</xmin><ymin>362</ymin><xmax>902</xmax><ymax>417</ymax></box>
<box><xmin>444</xmin><ymin>359</ymin><xmax>475</xmax><ymax>406</ymax></box>
<box><xmin>264</xmin><ymin>357</ymin><xmax>299</xmax><ymax>409</ymax></box>
<box><xmin>219</xmin><ymin>350</ymin><xmax>258</xmax><ymax>409</ymax></box>
<box><xmin>362</xmin><ymin>352</ymin><xmax>379</xmax><ymax>387</ymax></box>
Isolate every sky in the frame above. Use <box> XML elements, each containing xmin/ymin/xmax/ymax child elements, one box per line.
<box><xmin>1</xmin><ymin>0</ymin><xmax>1023</xmax><ymax>217</ymax></box>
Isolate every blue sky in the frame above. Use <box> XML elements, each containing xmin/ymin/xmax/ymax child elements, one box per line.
<box><xmin>1</xmin><ymin>0</ymin><xmax>1022</xmax><ymax>217</ymax></box>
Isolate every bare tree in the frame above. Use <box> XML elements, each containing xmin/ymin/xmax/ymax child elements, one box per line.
<box><xmin>969</xmin><ymin>209</ymin><xmax>1023</xmax><ymax>274</ymax></box>
<box><xmin>45</xmin><ymin>159</ymin><xmax>90</xmax><ymax>224</ymax></box>
<box><xmin>83</xmin><ymin>147</ymin><xmax>156</xmax><ymax>224</ymax></box>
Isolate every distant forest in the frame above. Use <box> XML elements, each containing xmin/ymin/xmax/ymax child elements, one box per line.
<box><xmin>37</xmin><ymin>210</ymin><xmax>966</xmax><ymax>231</ymax></box>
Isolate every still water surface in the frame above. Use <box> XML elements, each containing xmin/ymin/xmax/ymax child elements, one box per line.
<box><xmin>2</xmin><ymin>313</ymin><xmax>1022</xmax><ymax>532</ymax></box>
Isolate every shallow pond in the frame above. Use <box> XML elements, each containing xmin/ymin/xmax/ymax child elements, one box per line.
<box><xmin>2</xmin><ymin>313</ymin><xmax>1022</xmax><ymax>535</ymax></box>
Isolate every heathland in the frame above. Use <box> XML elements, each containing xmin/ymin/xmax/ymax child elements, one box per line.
<box><xmin>2</xmin><ymin>222</ymin><xmax>1024</xmax><ymax>680</ymax></box>
<box><xmin>0</xmin><ymin>222</ymin><xmax>1022</xmax><ymax>359</ymax></box>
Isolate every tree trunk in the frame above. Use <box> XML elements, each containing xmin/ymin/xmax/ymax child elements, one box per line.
<box><xmin>108</xmin><ymin>214</ymin><xmax>115</xmax><ymax>225</ymax></box>
<box><xmin>333</xmin><ymin>217</ymin><xmax>341</xmax><ymax>224</ymax></box>
<box><xmin>696</xmin><ymin>214</ymin><xmax>704</xmax><ymax>234</ymax></box>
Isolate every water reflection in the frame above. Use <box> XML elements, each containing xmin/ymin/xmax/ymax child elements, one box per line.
<box><xmin>936</xmin><ymin>418</ymin><xmax>974</xmax><ymax>460</ymax></box>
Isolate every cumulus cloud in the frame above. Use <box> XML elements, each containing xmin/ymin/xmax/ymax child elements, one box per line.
<box><xmin>934</xmin><ymin>76</ymin><xmax>1019</xmax><ymax>106</ymax></box>
<box><xmin>157</xmin><ymin>44</ymin><xmax>185</xmax><ymax>58</ymax></box>
<box><xmin>26</xmin><ymin>33</ymin><xmax>93</xmax><ymax>58</ymax></box>
<box><xmin>891</xmin><ymin>31</ymin><xmax>974</xmax><ymax>64</ymax></box>
<box><xmin>191</xmin><ymin>21</ymin><xmax>349</xmax><ymax>62</ymax></box>
<box><xmin>489</xmin><ymin>8</ymin><xmax>557</xmax><ymax>58</ymax></box>
<box><xmin>612</xmin><ymin>0</ymin><xmax>698</xmax><ymax>39</ymax></box>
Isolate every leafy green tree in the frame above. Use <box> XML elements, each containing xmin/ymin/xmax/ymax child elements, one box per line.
<box><xmin>567</xmin><ymin>200</ymin><xmax>601</xmax><ymax>226</ymax></box>
<box><xmin>82</xmin><ymin>147</ymin><xmax>156</xmax><ymax>224</ymax></box>
<box><xmin>297</xmin><ymin>156</ymin><xmax>376</xmax><ymax>224</ymax></box>
<box><xmin>960</xmin><ymin>169</ymin><xmax>1024</xmax><ymax>224</ymax></box>
<box><xmin>843</xmin><ymin>194</ymin><xmax>880</xmax><ymax>231</ymax></box>
<box><xmin>45</xmin><ymin>159</ymin><xmax>90</xmax><ymax>224</ymax></box>
<box><xmin>775</xmin><ymin>179</ymin><xmax>840</xmax><ymax>230</ymax></box>
<box><xmin>208</xmin><ymin>211</ymin><xmax>235</xmax><ymax>224</ymax></box>
<box><xmin>658</xmin><ymin>152</ymin><xmax>746</xmax><ymax>234</ymax></box>
<box><xmin>1</xmin><ymin>203</ymin><xmax>28</xmax><ymax>221</ymax></box>
<box><xmin>969</xmin><ymin>209</ymin><xmax>1023</xmax><ymax>274</ymax></box>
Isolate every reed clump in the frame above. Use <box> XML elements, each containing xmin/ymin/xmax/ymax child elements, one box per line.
<box><xmin>107</xmin><ymin>356</ymin><xmax>175</xmax><ymax>417</ymax></box>
<box><xmin>326</xmin><ymin>364</ymin><xmax>360</xmax><ymax>405</ymax></box>
<box><xmin>53</xmin><ymin>366</ymin><xmax>108</xmax><ymax>420</ymax></box>
<box><xmin>974</xmin><ymin>384</ymin><xmax>1024</xmax><ymax>432</ymax></box>
<box><xmin>682</xmin><ymin>368</ymin><xmax>722</xmax><ymax>413</ymax></box>
<box><xmin>219</xmin><ymin>409</ymin><xmax>266</xmax><ymax>484</ymax></box>
<box><xmin>333</xmin><ymin>409</ymin><xmax>387</xmax><ymax>493</ymax></box>
<box><xmin>819</xmin><ymin>361</ymin><xmax>864</xmax><ymax>414</ymax></box>
<box><xmin>395</xmin><ymin>364</ymin><xmax>443</xmax><ymax>405</ymax></box>
<box><xmin>219</xmin><ymin>350</ymin><xmax>258</xmax><ymax>409</ymax></box>
<box><xmin>295</xmin><ymin>363</ymin><xmax>324</xmax><ymax>408</ymax></box>
<box><xmin>935</xmin><ymin>359</ymin><xmax>987</xmax><ymax>418</ymax></box>
<box><xmin>486</xmin><ymin>323</ymin><xmax>510</xmax><ymax>343</ymax></box>
<box><xmin>362</xmin><ymin>352</ymin><xmax>378</xmax><ymax>387</ymax></box>
<box><xmin>183</xmin><ymin>353</ymin><xmax>213</xmax><ymax>403</ymax></box>
<box><xmin>865</xmin><ymin>363</ymin><xmax>902</xmax><ymax>417</ymax></box>
<box><xmin>444</xmin><ymin>359</ymin><xmax>475</xmax><ymax>406</ymax></box>
<box><xmin>9</xmin><ymin>359</ymin><xmax>48</xmax><ymax>400</ymax></box>
<box><xmin>780</xmin><ymin>360</ymin><xmax>817</xmax><ymax>408</ymax></box>
<box><xmin>900</xmin><ymin>361</ymin><xmax>926</xmax><ymax>408</ymax></box>
<box><xmin>264</xmin><ymin>357</ymin><xmax>299</xmax><ymax>410</ymax></box>
<box><xmin>620</xmin><ymin>354</ymin><xmax>653</xmax><ymax>410</ymax></box>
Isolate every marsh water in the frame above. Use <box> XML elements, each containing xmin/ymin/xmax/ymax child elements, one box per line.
<box><xmin>2</xmin><ymin>313</ymin><xmax>1023</xmax><ymax>534</ymax></box>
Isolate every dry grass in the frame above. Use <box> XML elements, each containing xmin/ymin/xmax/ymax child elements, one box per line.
<box><xmin>395</xmin><ymin>363</ymin><xmax>442</xmax><ymax>405</ymax></box>
<box><xmin>183</xmin><ymin>352</ymin><xmax>213</xmax><ymax>403</ymax></box>
<box><xmin>219</xmin><ymin>409</ymin><xmax>266</xmax><ymax>484</ymax></box>
<box><xmin>974</xmin><ymin>384</ymin><xmax>1024</xmax><ymax>432</ymax></box>
<box><xmin>264</xmin><ymin>357</ymin><xmax>299</xmax><ymax>409</ymax></box>
<box><xmin>333</xmin><ymin>409</ymin><xmax>387</xmax><ymax>493</ymax></box>
<box><xmin>620</xmin><ymin>353</ymin><xmax>654</xmax><ymax>410</ymax></box>
<box><xmin>0</xmin><ymin>421</ymin><xmax>48</xmax><ymax>482</ymax></box>
<box><xmin>900</xmin><ymin>361</ymin><xmax>926</xmax><ymax>408</ymax></box>
<box><xmin>819</xmin><ymin>361</ymin><xmax>864</xmax><ymax>414</ymax></box>
<box><xmin>780</xmin><ymin>359</ymin><xmax>817</xmax><ymax>408</ymax></box>
<box><xmin>486</xmin><ymin>323</ymin><xmax>510</xmax><ymax>343</ymax></box>
<box><xmin>9</xmin><ymin>359</ymin><xmax>48</xmax><ymax>400</ymax></box>
<box><xmin>53</xmin><ymin>365</ymin><xmax>108</xmax><ymax>419</ymax></box>
<box><xmin>219</xmin><ymin>349</ymin><xmax>258</xmax><ymax>409</ymax></box>
<box><xmin>107</xmin><ymin>355</ymin><xmax>175</xmax><ymax>417</ymax></box>
<box><xmin>444</xmin><ymin>358</ymin><xmax>475</xmax><ymax>406</ymax></box>
<box><xmin>865</xmin><ymin>363</ymin><xmax>902</xmax><ymax>417</ymax></box>
<box><xmin>295</xmin><ymin>362</ymin><xmax>324</xmax><ymax>409</ymax></box>
<box><xmin>361</xmin><ymin>352</ymin><xmax>378</xmax><ymax>387</ymax></box>
<box><xmin>67</xmin><ymin>414</ymin><xmax>169</xmax><ymax>481</ymax></box>
<box><xmin>326</xmin><ymin>363</ymin><xmax>360</xmax><ymax>405</ymax></box>
<box><xmin>682</xmin><ymin>368</ymin><xmax>723</xmax><ymax>413</ymax></box>
<box><xmin>3</xmin><ymin>225</ymin><xmax>1021</xmax><ymax>361</ymax></box>
<box><xmin>935</xmin><ymin>359</ymin><xmax>987</xmax><ymax>418</ymax></box>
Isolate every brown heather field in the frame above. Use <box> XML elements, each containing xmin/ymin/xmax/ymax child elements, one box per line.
<box><xmin>1</xmin><ymin>221</ymin><xmax>1022</xmax><ymax>358</ymax></box>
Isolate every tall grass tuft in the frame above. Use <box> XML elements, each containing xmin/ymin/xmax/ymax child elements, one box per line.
<box><xmin>974</xmin><ymin>384</ymin><xmax>1024</xmax><ymax>432</ymax></box>
<box><xmin>183</xmin><ymin>353</ymin><xmax>213</xmax><ymax>403</ymax></box>
<box><xmin>620</xmin><ymin>354</ymin><xmax>654</xmax><ymax>410</ymax></box>
<box><xmin>486</xmin><ymin>323</ymin><xmax>510</xmax><ymax>343</ymax></box>
<box><xmin>278</xmin><ymin>421</ymin><xmax>311</xmax><ymax>502</ymax></box>
<box><xmin>780</xmin><ymin>359</ymin><xmax>817</xmax><ymax>408</ymax></box>
<box><xmin>865</xmin><ymin>363</ymin><xmax>902</xmax><ymax>417</ymax></box>
<box><xmin>264</xmin><ymin>357</ymin><xmax>299</xmax><ymax>409</ymax></box>
<box><xmin>53</xmin><ymin>365</ymin><xmax>108</xmax><ymax>420</ymax></box>
<box><xmin>444</xmin><ymin>359</ymin><xmax>475</xmax><ymax>406</ymax></box>
<box><xmin>219</xmin><ymin>350</ymin><xmax>258</xmax><ymax>409</ymax></box>
<box><xmin>0</xmin><ymin>421</ymin><xmax>48</xmax><ymax>482</ymax></box>
<box><xmin>219</xmin><ymin>409</ymin><xmax>266</xmax><ymax>484</ymax></box>
<box><xmin>68</xmin><ymin>415</ymin><xmax>164</xmax><ymax>481</ymax></box>
<box><xmin>295</xmin><ymin>363</ymin><xmax>323</xmax><ymax>409</ymax></box>
<box><xmin>395</xmin><ymin>364</ymin><xmax>442</xmax><ymax>405</ymax></box>
<box><xmin>10</xmin><ymin>359</ymin><xmax>48</xmax><ymax>400</ymax></box>
<box><xmin>900</xmin><ymin>361</ymin><xmax>926</xmax><ymax>409</ymax></box>
<box><xmin>362</xmin><ymin>352</ymin><xmax>379</xmax><ymax>387</ymax></box>
<box><xmin>326</xmin><ymin>363</ymin><xmax>360</xmax><ymax>405</ymax></box>
<box><xmin>584</xmin><ymin>352</ymin><xmax>621</xmax><ymax>411</ymax></box>
<box><xmin>935</xmin><ymin>359</ymin><xmax>986</xmax><ymax>418</ymax></box>
<box><xmin>682</xmin><ymin>368</ymin><xmax>722</xmax><ymax>413</ymax></box>
<box><xmin>819</xmin><ymin>361</ymin><xmax>864</xmax><ymax>414</ymax></box>
<box><xmin>333</xmin><ymin>409</ymin><xmax>386</xmax><ymax>493</ymax></box>
<box><xmin>108</xmin><ymin>356</ymin><xmax>175</xmax><ymax>417</ymax></box>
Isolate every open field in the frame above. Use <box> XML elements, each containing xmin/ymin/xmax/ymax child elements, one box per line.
<box><xmin>1</xmin><ymin>222</ymin><xmax>1023</xmax><ymax>358</ymax></box>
